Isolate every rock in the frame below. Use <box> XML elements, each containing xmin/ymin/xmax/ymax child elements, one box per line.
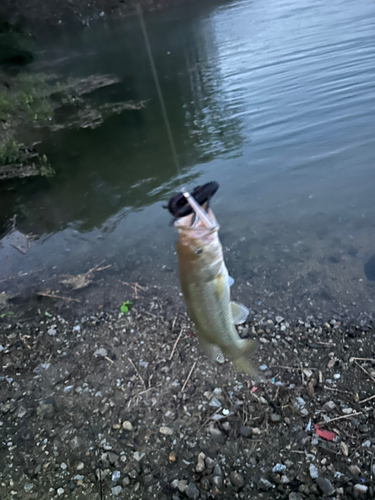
<box><xmin>209</xmin><ymin>397</ymin><xmax>222</xmax><ymax>408</ymax></box>
<box><xmin>196</xmin><ymin>457</ymin><xmax>205</xmax><ymax>473</ymax></box>
<box><xmin>252</xmin><ymin>427</ymin><xmax>261</xmax><ymax>435</ymax></box>
<box><xmin>169</xmin><ymin>451</ymin><xmax>176</xmax><ymax>463</ymax></box>
<box><xmin>210</xmin><ymin>427</ymin><xmax>225</xmax><ymax>444</ymax></box>
<box><xmin>259</xmin><ymin>364</ymin><xmax>268</xmax><ymax>371</ymax></box>
<box><xmin>122</xmin><ymin>477</ymin><xmax>130</xmax><ymax>486</ymax></box>
<box><xmin>107</xmin><ymin>452</ymin><xmax>119</xmax><ymax>465</ymax></box>
<box><xmin>270</xmin><ymin>413</ymin><xmax>282</xmax><ymax>423</ymax></box>
<box><xmin>309</xmin><ymin>464</ymin><xmax>319</xmax><ymax>479</ymax></box>
<box><xmin>112</xmin><ymin>470</ymin><xmax>121</xmax><ymax>482</ymax></box>
<box><xmin>76</xmin><ymin>462</ymin><xmax>84</xmax><ymax>470</ymax></box>
<box><xmin>212</xmin><ymin>476</ymin><xmax>222</xmax><ymax>489</ymax></box>
<box><xmin>240</xmin><ymin>425</ymin><xmax>252</xmax><ymax>437</ymax></box>
<box><xmin>289</xmin><ymin>493</ymin><xmax>302</xmax><ymax>500</ymax></box>
<box><xmin>122</xmin><ymin>421</ymin><xmax>133</xmax><ymax>431</ymax></box>
<box><xmin>324</xmin><ymin>401</ymin><xmax>336</xmax><ymax>411</ymax></box>
<box><xmin>354</xmin><ymin>484</ymin><xmax>368</xmax><ymax>494</ymax></box>
<box><xmin>24</xmin><ymin>483</ymin><xmax>34</xmax><ymax>492</ymax></box>
<box><xmin>177</xmin><ymin>480</ymin><xmax>188</xmax><ymax>493</ymax></box>
<box><xmin>213</xmin><ymin>464</ymin><xmax>222</xmax><ymax>477</ymax></box>
<box><xmin>259</xmin><ymin>478</ymin><xmax>273</xmax><ymax>490</ymax></box>
<box><xmin>205</xmin><ymin>457</ymin><xmax>215</xmax><ymax>469</ymax></box>
<box><xmin>275</xmin><ymin>316</ymin><xmax>284</xmax><ymax>324</ymax></box>
<box><xmin>57</xmin><ymin>488</ymin><xmax>64</xmax><ymax>496</ymax></box>
<box><xmin>362</xmin><ymin>440</ymin><xmax>371</xmax><ymax>447</ymax></box>
<box><xmin>230</xmin><ymin>471</ymin><xmax>245</xmax><ymax>488</ymax></box>
<box><xmin>70</xmin><ymin>436</ymin><xmax>83</xmax><ymax>450</ymax></box>
<box><xmin>272</xmin><ymin>464</ymin><xmax>286</xmax><ymax>473</ymax></box>
<box><xmin>315</xmin><ymin>477</ymin><xmax>335</xmax><ymax>496</ymax></box>
<box><xmin>160</xmin><ymin>426</ymin><xmax>173</xmax><ymax>435</ymax></box>
<box><xmin>48</xmin><ymin>328</ymin><xmax>57</xmax><ymax>336</ymax></box>
<box><xmin>133</xmin><ymin>452</ymin><xmax>145</xmax><ymax>462</ymax></box>
<box><xmin>37</xmin><ymin>403</ymin><xmax>54</xmax><ymax>419</ymax></box>
<box><xmin>60</xmin><ymin>462</ymin><xmax>67</xmax><ymax>470</ymax></box>
<box><xmin>340</xmin><ymin>442</ymin><xmax>349</xmax><ymax>456</ymax></box>
<box><xmin>94</xmin><ymin>348</ymin><xmax>108</xmax><ymax>357</ymax></box>
<box><xmin>281</xmin><ymin>475</ymin><xmax>290</xmax><ymax>484</ymax></box>
<box><xmin>111</xmin><ymin>485</ymin><xmax>123</xmax><ymax>496</ymax></box>
<box><xmin>349</xmin><ymin>465</ymin><xmax>361</xmax><ymax>476</ymax></box>
<box><xmin>185</xmin><ymin>482</ymin><xmax>200</xmax><ymax>499</ymax></box>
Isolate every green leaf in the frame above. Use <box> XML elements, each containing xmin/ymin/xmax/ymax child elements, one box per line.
<box><xmin>0</xmin><ymin>311</ymin><xmax>14</xmax><ymax>318</ymax></box>
<box><xmin>120</xmin><ymin>301</ymin><xmax>132</xmax><ymax>314</ymax></box>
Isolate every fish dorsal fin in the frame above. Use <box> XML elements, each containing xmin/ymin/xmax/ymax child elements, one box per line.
<box><xmin>228</xmin><ymin>276</ymin><xmax>234</xmax><ymax>287</ymax></box>
<box><xmin>230</xmin><ymin>301</ymin><xmax>249</xmax><ymax>325</ymax></box>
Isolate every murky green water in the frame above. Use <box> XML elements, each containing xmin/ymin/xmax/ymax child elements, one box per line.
<box><xmin>1</xmin><ymin>0</ymin><xmax>375</xmax><ymax>318</ymax></box>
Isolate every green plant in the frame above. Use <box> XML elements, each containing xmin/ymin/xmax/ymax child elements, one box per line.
<box><xmin>120</xmin><ymin>301</ymin><xmax>132</xmax><ymax>314</ymax></box>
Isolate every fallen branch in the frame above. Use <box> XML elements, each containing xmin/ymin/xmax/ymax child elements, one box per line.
<box><xmin>358</xmin><ymin>394</ymin><xmax>375</xmax><ymax>405</ymax></box>
<box><xmin>127</xmin><ymin>357</ymin><xmax>146</xmax><ymax>389</ymax></box>
<box><xmin>354</xmin><ymin>361</ymin><xmax>375</xmax><ymax>384</ymax></box>
<box><xmin>169</xmin><ymin>329</ymin><xmax>183</xmax><ymax>361</ymax></box>
<box><xmin>317</xmin><ymin>411</ymin><xmax>362</xmax><ymax>426</ymax></box>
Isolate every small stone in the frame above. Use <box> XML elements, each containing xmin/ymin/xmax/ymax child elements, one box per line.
<box><xmin>196</xmin><ymin>458</ymin><xmax>205</xmax><ymax>473</ymax></box>
<box><xmin>111</xmin><ymin>485</ymin><xmax>123</xmax><ymax>496</ymax></box>
<box><xmin>212</xmin><ymin>476</ymin><xmax>222</xmax><ymax>489</ymax></box>
<box><xmin>354</xmin><ymin>484</ymin><xmax>368</xmax><ymax>494</ymax></box>
<box><xmin>112</xmin><ymin>470</ymin><xmax>121</xmax><ymax>483</ymax></box>
<box><xmin>324</xmin><ymin>401</ymin><xmax>336</xmax><ymax>411</ymax></box>
<box><xmin>177</xmin><ymin>480</ymin><xmax>188</xmax><ymax>493</ymax></box>
<box><xmin>48</xmin><ymin>328</ymin><xmax>57</xmax><ymax>336</ymax></box>
<box><xmin>168</xmin><ymin>451</ymin><xmax>176</xmax><ymax>463</ymax></box>
<box><xmin>73</xmin><ymin>475</ymin><xmax>84</xmax><ymax>481</ymax></box>
<box><xmin>160</xmin><ymin>426</ymin><xmax>173</xmax><ymax>435</ymax></box>
<box><xmin>259</xmin><ymin>364</ymin><xmax>268</xmax><ymax>371</ymax></box>
<box><xmin>315</xmin><ymin>477</ymin><xmax>335</xmax><ymax>496</ymax></box>
<box><xmin>303</xmin><ymin>368</ymin><xmax>313</xmax><ymax>378</ymax></box>
<box><xmin>209</xmin><ymin>397</ymin><xmax>222</xmax><ymax>408</ymax></box>
<box><xmin>272</xmin><ymin>463</ymin><xmax>286</xmax><ymax>473</ymax></box>
<box><xmin>133</xmin><ymin>451</ymin><xmax>145</xmax><ymax>462</ymax></box>
<box><xmin>333</xmin><ymin>373</ymin><xmax>341</xmax><ymax>379</ymax></box>
<box><xmin>213</xmin><ymin>464</ymin><xmax>222</xmax><ymax>477</ymax></box>
<box><xmin>24</xmin><ymin>483</ymin><xmax>34</xmax><ymax>492</ymax></box>
<box><xmin>76</xmin><ymin>462</ymin><xmax>84</xmax><ymax>470</ymax></box>
<box><xmin>362</xmin><ymin>440</ymin><xmax>371</xmax><ymax>447</ymax></box>
<box><xmin>108</xmin><ymin>452</ymin><xmax>119</xmax><ymax>465</ymax></box>
<box><xmin>205</xmin><ymin>457</ymin><xmax>215</xmax><ymax>469</ymax></box>
<box><xmin>289</xmin><ymin>493</ymin><xmax>302</xmax><ymax>500</ymax></box>
<box><xmin>17</xmin><ymin>406</ymin><xmax>27</xmax><ymax>418</ymax></box>
<box><xmin>94</xmin><ymin>348</ymin><xmax>108</xmax><ymax>357</ymax></box>
<box><xmin>259</xmin><ymin>478</ymin><xmax>273</xmax><ymax>490</ymax></box>
<box><xmin>270</xmin><ymin>413</ymin><xmax>282</xmax><ymax>423</ymax></box>
<box><xmin>275</xmin><ymin>316</ymin><xmax>284</xmax><ymax>324</ymax></box>
<box><xmin>240</xmin><ymin>425</ymin><xmax>252</xmax><ymax>437</ymax></box>
<box><xmin>57</xmin><ymin>488</ymin><xmax>64</xmax><ymax>496</ymax></box>
<box><xmin>60</xmin><ymin>462</ymin><xmax>67</xmax><ymax>470</ymax></box>
<box><xmin>349</xmin><ymin>465</ymin><xmax>361</xmax><ymax>476</ymax></box>
<box><xmin>340</xmin><ymin>442</ymin><xmax>348</xmax><ymax>456</ymax></box>
<box><xmin>210</xmin><ymin>427</ymin><xmax>225</xmax><ymax>444</ymax></box>
<box><xmin>252</xmin><ymin>427</ymin><xmax>261</xmax><ymax>435</ymax></box>
<box><xmin>122</xmin><ymin>477</ymin><xmax>130</xmax><ymax>486</ymax></box>
<box><xmin>230</xmin><ymin>471</ymin><xmax>245</xmax><ymax>488</ymax></box>
<box><xmin>309</xmin><ymin>464</ymin><xmax>318</xmax><ymax>479</ymax></box>
<box><xmin>70</xmin><ymin>436</ymin><xmax>82</xmax><ymax>450</ymax></box>
<box><xmin>281</xmin><ymin>476</ymin><xmax>290</xmax><ymax>484</ymax></box>
<box><xmin>185</xmin><ymin>482</ymin><xmax>200</xmax><ymax>499</ymax></box>
<box><xmin>122</xmin><ymin>421</ymin><xmax>133</xmax><ymax>431</ymax></box>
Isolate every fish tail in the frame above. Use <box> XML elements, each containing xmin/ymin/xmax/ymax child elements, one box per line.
<box><xmin>232</xmin><ymin>339</ymin><xmax>258</xmax><ymax>374</ymax></box>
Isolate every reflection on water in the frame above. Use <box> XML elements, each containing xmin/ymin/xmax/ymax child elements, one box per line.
<box><xmin>1</xmin><ymin>0</ymin><xmax>375</xmax><ymax>317</ymax></box>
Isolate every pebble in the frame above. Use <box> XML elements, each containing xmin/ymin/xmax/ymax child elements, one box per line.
<box><xmin>309</xmin><ymin>464</ymin><xmax>319</xmax><ymax>479</ymax></box>
<box><xmin>210</xmin><ymin>427</ymin><xmax>225</xmax><ymax>444</ymax></box>
<box><xmin>270</xmin><ymin>413</ymin><xmax>282</xmax><ymax>423</ymax></box>
<box><xmin>169</xmin><ymin>451</ymin><xmax>176</xmax><ymax>463</ymax></box>
<box><xmin>196</xmin><ymin>457</ymin><xmax>205</xmax><ymax>473</ymax></box>
<box><xmin>240</xmin><ymin>425</ymin><xmax>252</xmax><ymax>437</ymax></box>
<box><xmin>133</xmin><ymin>452</ymin><xmax>145</xmax><ymax>462</ymax></box>
<box><xmin>230</xmin><ymin>471</ymin><xmax>245</xmax><ymax>488</ymax></box>
<box><xmin>177</xmin><ymin>480</ymin><xmax>188</xmax><ymax>493</ymax></box>
<box><xmin>122</xmin><ymin>421</ymin><xmax>133</xmax><ymax>431</ymax></box>
<box><xmin>289</xmin><ymin>493</ymin><xmax>302</xmax><ymax>500</ymax></box>
<box><xmin>213</xmin><ymin>464</ymin><xmax>222</xmax><ymax>477</ymax></box>
<box><xmin>24</xmin><ymin>483</ymin><xmax>34</xmax><ymax>492</ymax></box>
<box><xmin>324</xmin><ymin>401</ymin><xmax>336</xmax><ymax>410</ymax></box>
<box><xmin>94</xmin><ymin>348</ymin><xmax>107</xmax><ymax>357</ymax></box>
<box><xmin>47</xmin><ymin>328</ymin><xmax>57</xmax><ymax>336</ymax></box>
<box><xmin>111</xmin><ymin>485</ymin><xmax>123</xmax><ymax>496</ymax></box>
<box><xmin>60</xmin><ymin>462</ymin><xmax>67</xmax><ymax>470</ymax></box>
<box><xmin>340</xmin><ymin>442</ymin><xmax>349</xmax><ymax>456</ymax></box>
<box><xmin>275</xmin><ymin>316</ymin><xmax>284</xmax><ymax>324</ymax></box>
<box><xmin>209</xmin><ymin>397</ymin><xmax>222</xmax><ymax>408</ymax></box>
<box><xmin>362</xmin><ymin>440</ymin><xmax>371</xmax><ymax>447</ymax></box>
<box><xmin>349</xmin><ymin>465</ymin><xmax>361</xmax><ymax>476</ymax></box>
<box><xmin>57</xmin><ymin>488</ymin><xmax>64</xmax><ymax>496</ymax></box>
<box><xmin>354</xmin><ymin>484</ymin><xmax>368</xmax><ymax>494</ymax></box>
<box><xmin>272</xmin><ymin>463</ymin><xmax>286</xmax><ymax>473</ymax></box>
<box><xmin>112</xmin><ymin>470</ymin><xmax>120</xmax><ymax>482</ymax></box>
<box><xmin>160</xmin><ymin>426</ymin><xmax>173</xmax><ymax>435</ymax></box>
<box><xmin>259</xmin><ymin>478</ymin><xmax>273</xmax><ymax>490</ymax></box>
<box><xmin>205</xmin><ymin>457</ymin><xmax>215</xmax><ymax>469</ymax></box>
<box><xmin>315</xmin><ymin>477</ymin><xmax>335</xmax><ymax>496</ymax></box>
<box><xmin>281</xmin><ymin>475</ymin><xmax>290</xmax><ymax>484</ymax></box>
<box><xmin>185</xmin><ymin>482</ymin><xmax>200</xmax><ymax>499</ymax></box>
<box><xmin>212</xmin><ymin>476</ymin><xmax>222</xmax><ymax>489</ymax></box>
<box><xmin>73</xmin><ymin>475</ymin><xmax>84</xmax><ymax>481</ymax></box>
<box><xmin>259</xmin><ymin>364</ymin><xmax>268</xmax><ymax>371</ymax></box>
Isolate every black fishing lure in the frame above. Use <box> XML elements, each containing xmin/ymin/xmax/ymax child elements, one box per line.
<box><xmin>166</xmin><ymin>181</ymin><xmax>219</xmax><ymax>218</ymax></box>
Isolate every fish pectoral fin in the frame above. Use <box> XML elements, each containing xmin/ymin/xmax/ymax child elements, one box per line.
<box><xmin>230</xmin><ymin>301</ymin><xmax>249</xmax><ymax>325</ymax></box>
<box><xmin>228</xmin><ymin>275</ymin><xmax>234</xmax><ymax>287</ymax></box>
<box><xmin>232</xmin><ymin>339</ymin><xmax>258</xmax><ymax>374</ymax></box>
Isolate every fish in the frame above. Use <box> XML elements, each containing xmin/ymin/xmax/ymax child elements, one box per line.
<box><xmin>173</xmin><ymin>190</ymin><xmax>258</xmax><ymax>373</ymax></box>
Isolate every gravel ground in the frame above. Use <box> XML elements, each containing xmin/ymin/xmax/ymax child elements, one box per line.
<box><xmin>1</xmin><ymin>281</ymin><xmax>375</xmax><ymax>500</ymax></box>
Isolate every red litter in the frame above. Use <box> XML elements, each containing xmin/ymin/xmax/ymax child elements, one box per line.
<box><xmin>314</xmin><ymin>424</ymin><xmax>336</xmax><ymax>441</ymax></box>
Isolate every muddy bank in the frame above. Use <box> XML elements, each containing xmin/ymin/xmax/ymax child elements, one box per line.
<box><xmin>0</xmin><ymin>280</ymin><xmax>374</xmax><ymax>499</ymax></box>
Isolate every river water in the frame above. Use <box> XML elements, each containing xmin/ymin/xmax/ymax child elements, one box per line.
<box><xmin>1</xmin><ymin>0</ymin><xmax>375</xmax><ymax>319</ymax></box>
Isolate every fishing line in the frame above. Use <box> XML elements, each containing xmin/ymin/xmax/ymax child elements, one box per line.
<box><xmin>137</xmin><ymin>4</ymin><xmax>182</xmax><ymax>178</ymax></box>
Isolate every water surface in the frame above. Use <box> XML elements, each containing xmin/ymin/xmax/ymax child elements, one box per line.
<box><xmin>1</xmin><ymin>0</ymin><xmax>375</xmax><ymax>319</ymax></box>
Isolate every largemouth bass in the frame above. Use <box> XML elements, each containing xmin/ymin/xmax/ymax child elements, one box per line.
<box><xmin>173</xmin><ymin>191</ymin><xmax>257</xmax><ymax>373</ymax></box>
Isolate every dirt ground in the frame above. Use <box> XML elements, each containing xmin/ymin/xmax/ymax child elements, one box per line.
<box><xmin>1</xmin><ymin>274</ymin><xmax>375</xmax><ymax>500</ymax></box>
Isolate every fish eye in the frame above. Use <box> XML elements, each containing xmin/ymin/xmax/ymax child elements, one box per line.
<box><xmin>194</xmin><ymin>247</ymin><xmax>203</xmax><ymax>255</ymax></box>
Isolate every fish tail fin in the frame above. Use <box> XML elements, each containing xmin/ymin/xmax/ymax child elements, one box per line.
<box><xmin>232</xmin><ymin>339</ymin><xmax>258</xmax><ymax>374</ymax></box>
